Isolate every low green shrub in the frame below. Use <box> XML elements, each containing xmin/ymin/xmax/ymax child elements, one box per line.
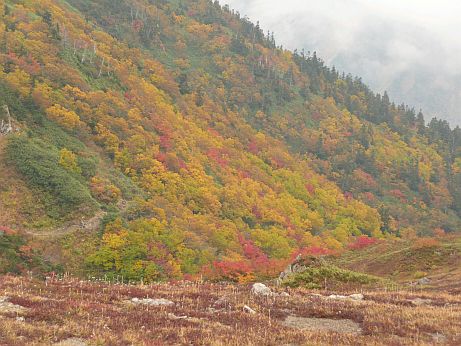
<box><xmin>6</xmin><ymin>136</ymin><xmax>96</xmax><ymax>215</ymax></box>
<box><xmin>282</xmin><ymin>263</ymin><xmax>380</xmax><ymax>289</ymax></box>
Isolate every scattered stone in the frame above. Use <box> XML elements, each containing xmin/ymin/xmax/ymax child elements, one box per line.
<box><xmin>279</xmin><ymin>292</ymin><xmax>290</xmax><ymax>297</ymax></box>
<box><xmin>410</xmin><ymin>298</ymin><xmax>432</xmax><ymax>306</ymax></box>
<box><xmin>429</xmin><ymin>332</ymin><xmax>447</xmax><ymax>344</ymax></box>
<box><xmin>282</xmin><ymin>315</ymin><xmax>362</xmax><ymax>334</ymax></box>
<box><xmin>53</xmin><ymin>338</ymin><xmax>88</xmax><ymax>346</ymax></box>
<box><xmin>130</xmin><ymin>297</ymin><xmax>174</xmax><ymax>306</ymax></box>
<box><xmin>328</xmin><ymin>294</ymin><xmax>347</xmax><ymax>300</ymax></box>
<box><xmin>417</xmin><ymin>277</ymin><xmax>431</xmax><ymax>285</ymax></box>
<box><xmin>213</xmin><ymin>295</ymin><xmax>232</xmax><ymax>309</ymax></box>
<box><xmin>251</xmin><ymin>283</ymin><xmax>272</xmax><ymax>296</ymax></box>
<box><xmin>243</xmin><ymin>305</ymin><xmax>257</xmax><ymax>314</ymax></box>
<box><xmin>349</xmin><ymin>293</ymin><xmax>364</xmax><ymax>301</ymax></box>
<box><xmin>168</xmin><ymin>313</ymin><xmax>188</xmax><ymax>320</ymax></box>
<box><xmin>16</xmin><ymin>316</ymin><xmax>25</xmax><ymax>322</ymax></box>
<box><xmin>409</xmin><ymin>277</ymin><xmax>431</xmax><ymax>286</ymax></box>
<box><xmin>0</xmin><ymin>296</ymin><xmax>28</xmax><ymax>315</ymax></box>
<box><xmin>168</xmin><ymin>313</ymin><xmax>203</xmax><ymax>323</ymax></box>
<box><xmin>328</xmin><ymin>293</ymin><xmax>364</xmax><ymax>301</ymax></box>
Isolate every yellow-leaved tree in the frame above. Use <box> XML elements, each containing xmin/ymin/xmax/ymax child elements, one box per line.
<box><xmin>46</xmin><ymin>104</ymin><xmax>81</xmax><ymax>129</ymax></box>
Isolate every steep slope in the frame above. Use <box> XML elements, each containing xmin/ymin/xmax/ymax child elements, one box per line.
<box><xmin>67</xmin><ymin>0</ymin><xmax>461</xmax><ymax>235</ymax></box>
<box><xmin>0</xmin><ymin>0</ymin><xmax>460</xmax><ymax>281</ymax></box>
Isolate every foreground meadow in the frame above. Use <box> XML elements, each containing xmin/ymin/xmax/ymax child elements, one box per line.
<box><xmin>0</xmin><ymin>275</ymin><xmax>460</xmax><ymax>345</ymax></box>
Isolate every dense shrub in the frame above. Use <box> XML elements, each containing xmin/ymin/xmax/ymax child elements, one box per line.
<box><xmin>6</xmin><ymin>136</ymin><xmax>96</xmax><ymax>214</ymax></box>
<box><xmin>348</xmin><ymin>236</ymin><xmax>378</xmax><ymax>250</ymax></box>
<box><xmin>0</xmin><ymin>227</ymin><xmax>50</xmax><ymax>274</ymax></box>
<box><xmin>283</xmin><ymin>263</ymin><xmax>380</xmax><ymax>289</ymax></box>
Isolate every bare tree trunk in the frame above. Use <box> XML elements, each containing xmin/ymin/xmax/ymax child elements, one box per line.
<box><xmin>106</xmin><ymin>61</ymin><xmax>112</xmax><ymax>76</ymax></box>
<box><xmin>98</xmin><ymin>57</ymin><xmax>105</xmax><ymax>78</ymax></box>
<box><xmin>61</xmin><ymin>25</ymin><xmax>68</xmax><ymax>48</ymax></box>
<box><xmin>1</xmin><ymin>105</ymin><xmax>13</xmax><ymax>134</ymax></box>
<box><xmin>89</xmin><ymin>43</ymin><xmax>96</xmax><ymax>64</ymax></box>
<box><xmin>81</xmin><ymin>43</ymin><xmax>88</xmax><ymax>63</ymax></box>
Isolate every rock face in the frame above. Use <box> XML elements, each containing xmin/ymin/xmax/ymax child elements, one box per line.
<box><xmin>250</xmin><ymin>283</ymin><xmax>272</xmax><ymax>296</ymax></box>
<box><xmin>282</xmin><ymin>315</ymin><xmax>362</xmax><ymax>334</ymax></box>
<box><xmin>130</xmin><ymin>297</ymin><xmax>174</xmax><ymax>306</ymax></box>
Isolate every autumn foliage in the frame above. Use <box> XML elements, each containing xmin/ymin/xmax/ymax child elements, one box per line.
<box><xmin>348</xmin><ymin>236</ymin><xmax>378</xmax><ymax>250</ymax></box>
<box><xmin>0</xmin><ymin>0</ymin><xmax>459</xmax><ymax>282</ymax></box>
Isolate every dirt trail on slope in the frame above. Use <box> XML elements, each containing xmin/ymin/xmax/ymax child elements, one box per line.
<box><xmin>24</xmin><ymin>211</ymin><xmax>106</xmax><ymax>239</ymax></box>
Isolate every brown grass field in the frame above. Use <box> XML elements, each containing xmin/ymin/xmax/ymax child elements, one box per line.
<box><xmin>0</xmin><ymin>275</ymin><xmax>460</xmax><ymax>345</ymax></box>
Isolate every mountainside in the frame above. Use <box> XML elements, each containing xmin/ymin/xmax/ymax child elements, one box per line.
<box><xmin>1</xmin><ymin>0</ymin><xmax>461</xmax><ymax>282</ymax></box>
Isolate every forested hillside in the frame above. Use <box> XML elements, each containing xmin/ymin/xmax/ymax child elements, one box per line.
<box><xmin>1</xmin><ymin>0</ymin><xmax>460</xmax><ymax>282</ymax></box>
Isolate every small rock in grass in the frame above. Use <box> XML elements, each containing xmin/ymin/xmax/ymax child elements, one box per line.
<box><xmin>243</xmin><ymin>305</ymin><xmax>257</xmax><ymax>314</ymax></box>
<box><xmin>213</xmin><ymin>295</ymin><xmax>231</xmax><ymax>309</ymax></box>
<box><xmin>53</xmin><ymin>338</ymin><xmax>88</xmax><ymax>346</ymax></box>
<box><xmin>328</xmin><ymin>293</ymin><xmax>364</xmax><ymax>301</ymax></box>
<box><xmin>349</xmin><ymin>293</ymin><xmax>364</xmax><ymax>301</ymax></box>
<box><xmin>168</xmin><ymin>313</ymin><xmax>188</xmax><ymax>320</ymax></box>
<box><xmin>410</xmin><ymin>298</ymin><xmax>432</xmax><ymax>306</ymax></box>
<box><xmin>328</xmin><ymin>294</ymin><xmax>347</xmax><ymax>300</ymax></box>
<box><xmin>417</xmin><ymin>277</ymin><xmax>431</xmax><ymax>285</ymax></box>
<box><xmin>279</xmin><ymin>292</ymin><xmax>290</xmax><ymax>297</ymax></box>
<box><xmin>251</xmin><ymin>283</ymin><xmax>272</xmax><ymax>296</ymax></box>
<box><xmin>430</xmin><ymin>332</ymin><xmax>447</xmax><ymax>344</ymax></box>
<box><xmin>130</xmin><ymin>297</ymin><xmax>174</xmax><ymax>306</ymax></box>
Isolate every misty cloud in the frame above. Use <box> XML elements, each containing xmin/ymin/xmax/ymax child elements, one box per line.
<box><xmin>224</xmin><ymin>0</ymin><xmax>461</xmax><ymax>125</ymax></box>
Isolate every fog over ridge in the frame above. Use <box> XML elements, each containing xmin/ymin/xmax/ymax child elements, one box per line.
<box><xmin>224</xmin><ymin>0</ymin><xmax>461</xmax><ymax>126</ymax></box>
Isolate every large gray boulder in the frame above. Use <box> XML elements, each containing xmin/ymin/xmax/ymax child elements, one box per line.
<box><xmin>251</xmin><ymin>283</ymin><xmax>273</xmax><ymax>296</ymax></box>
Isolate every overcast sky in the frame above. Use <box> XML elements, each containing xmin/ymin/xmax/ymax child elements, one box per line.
<box><xmin>224</xmin><ymin>0</ymin><xmax>461</xmax><ymax>126</ymax></box>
